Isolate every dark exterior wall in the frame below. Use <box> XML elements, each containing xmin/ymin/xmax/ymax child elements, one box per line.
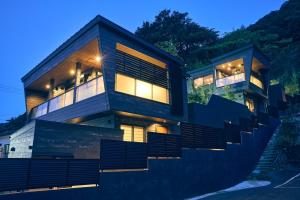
<box><xmin>25</xmin><ymin>89</ymin><xmax>48</xmax><ymax>115</ymax></box>
<box><xmin>3</xmin><ymin>119</ymin><xmax>279</xmax><ymax>200</ymax></box>
<box><xmin>9</xmin><ymin>120</ymin><xmax>123</xmax><ymax>159</ymax></box>
<box><xmin>32</xmin><ymin>120</ymin><xmax>122</xmax><ymax>159</ymax></box>
<box><xmin>80</xmin><ymin>114</ymin><xmax>116</xmax><ymax>128</ymax></box>
<box><xmin>188</xmin><ymin>95</ymin><xmax>251</xmax><ymax>128</ymax></box>
<box><xmin>98</xmin><ymin>25</ymin><xmax>187</xmax><ymax>123</ymax></box>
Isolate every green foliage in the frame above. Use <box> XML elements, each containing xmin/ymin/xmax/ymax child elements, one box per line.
<box><xmin>0</xmin><ymin>113</ymin><xmax>26</xmax><ymax>136</ymax></box>
<box><xmin>278</xmin><ymin>121</ymin><xmax>298</xmax><ymax>148</ymax></box>
<box><xmin>222</xmin><ymin>85</ymin><xmax>236</xmax><ymax>101</ymax></box>
<box><xmin>135</xmin><ymin>9</ymin><xmax>218</xmax><ymax>61</ymax></box>
<box><xmin>188</xmin><ymin>85</ymin><xmax>214</xmax><ymax>104</ymax></box>
<box><xmin>136</xmin><ymin>0</ymin><xmax>300</xmax><ymax>95</ymax></box>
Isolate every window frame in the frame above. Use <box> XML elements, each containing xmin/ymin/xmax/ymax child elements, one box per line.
<box><xmin>193</xmin><ymin>74</ymin><xmax>214</xmax><ymax>88</ymax></box>
<box><xmin>115</xmin><ymin>73</ymin><xmax>169</xmax><ymax>104</ymax></box>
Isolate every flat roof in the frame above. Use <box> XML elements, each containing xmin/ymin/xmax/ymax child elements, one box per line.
<box><xmin>22</xmin><ymin>15</ymin><xmax>183</xmax><ymax>82</ymax></box>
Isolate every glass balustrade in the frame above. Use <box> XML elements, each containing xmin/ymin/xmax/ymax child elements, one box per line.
<box><xmin>31</xmin><ymin>76</ymin><xmax>105</xmax><ymax>119</ymax></box>
<box><xmin>48</xmin><ymin>89</ymin><xmax>74</xmax><ymax>112</ymax></box>
<box><xmin>216</xmin><ymin>73</ymin><xmax>245</xmax><ymax>87</ymax></box>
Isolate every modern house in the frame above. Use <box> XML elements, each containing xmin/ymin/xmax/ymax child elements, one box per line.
<box><xmin>21</xmin><ymin>15</ymin><xmax>187</xmax><ymax>146</ymax></box>
<box><xmin>188</xmin><ymin>45</ymin><xmax>270</xmax><ymax>114</ymax></box>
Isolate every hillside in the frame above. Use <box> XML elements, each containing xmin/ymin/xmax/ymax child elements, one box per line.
<box><xmin>136</xmin><ymin>0</ymin><xmax>300</xmax><ymax>95</ymax></box>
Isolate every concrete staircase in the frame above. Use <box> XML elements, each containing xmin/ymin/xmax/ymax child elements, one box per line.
<box><xmin>250</xmin><ymin>125</ymin><xmax>281</xmax><ymax>177</ymax></box>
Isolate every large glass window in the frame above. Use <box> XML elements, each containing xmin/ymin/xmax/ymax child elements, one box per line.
<box><xmin>153</xmin><ymin>85</ymin><xmax>168</xmax><ymax>104</ymax></box>
<box><xmin>215</xmin><ymin>58</ymin><xmax>245</xmax><ymax>87</ymax></box>
<box><xmin>120</xmin><ymin>125</ymin><xmax>145</xmax><ymax>143</ymax></box>
<box><xmin>115</xmin><ymin>73</ymin><xmax>169</xmax><ymax>104</ymax></box>
<box><xmin>193</xmin><ymin>74</ymin><xmax>213</xmax><ymax>88</ymax></box>
<box><xmin>115</xmin><ymin>74</ymin><xmax>135</xmax><ymax>95</ymax></box>
<box><xmin>136</xmin><ymin>80</ymin><xmax>152</xmax><ymax>100</ymax></box>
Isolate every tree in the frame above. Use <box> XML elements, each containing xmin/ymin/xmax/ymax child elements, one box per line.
<box><xmin>223</xmin><ymin>85</ymin><xmax>236</xmax><ymax>101</ymax></box>
<box><xmin>188</xmin><ymin>85</ymin><xmax>214</xmax><ymax>104</ymax></box>
<box><xmin>135</xmin><ymin>10</ymin><xmax>218</xmax><ymax>62</ymax></box>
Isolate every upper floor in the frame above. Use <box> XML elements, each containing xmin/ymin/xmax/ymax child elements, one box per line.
<box><xmin>22</xmin><ymin>15</ymin><xmax>187</xmax><ymax>124</ymax></box>
<box><xmin>188</xmin><ymin>45</ymin><xmax>270</xmax><ymax>113</ymax></box>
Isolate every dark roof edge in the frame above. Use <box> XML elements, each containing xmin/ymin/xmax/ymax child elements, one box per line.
<box><xmin>211</xmin><ymin>44</ymin><xmax>270</xmax><ymax>63</ymax></box>
<box><xmin>22</xmin><ymin>15</ymin><xmax>183</xmax><ymax>82</ymax></box>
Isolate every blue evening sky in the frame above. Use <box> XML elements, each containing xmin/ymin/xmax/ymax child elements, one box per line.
<box><xmin>0</xmin><ymin>0</ymin><xmax>285</xmax><ymax>122</ymax></box>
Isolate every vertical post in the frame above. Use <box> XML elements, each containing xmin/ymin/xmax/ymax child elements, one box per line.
<box><xmin>73</xmin><ymin>62</ymin><xmax>82</xmax><ymax>103</ymax></box>
<box><xmin>48</xmin><ymin>78</ymin><xmax>55</xmax><ymax>99</ymax></box>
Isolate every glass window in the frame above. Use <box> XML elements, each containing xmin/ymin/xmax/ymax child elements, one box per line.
<box><xmin>136</xmin><ymin>80</ymin><xmax>152</xmax><ymax>100</ymax></box>
<box><xmin>121</xmin><ymin>125</ymin><xmax>133</xmax><ymax>142</ymax></box>
<box><xmin>121</xmin><ymin>125</ymin><xmax>145</xmax><ymax>143</ymax></box>
<box><xmin>115</xmin><ymin>73</ymin><xmax>169</xmax><ymax>104</ymax></box>
<box><xmin>250</xmin><ymin>75</ymin><xmax>264</xmax><ymax>89</ymax></box>
<box><xmin>216</xmin><ymin>58</ymin><xmax>245</xmax><ymax>79</ymax></box>
<box><xmin>133</xmin><ymin>126</ymin><xmax>144</xmax><ymax>142</ymax></box>
<box><xmin>147</xmin><ymin>123</ymin><xmax>168</xmax><ymax>134</ymax></box>
<box><xmin>153</xmin><ymin>85</ymin><xmax>168</xmax><ymax>103</ymax></box>
<box><xmin>246</xmin><ymin>98</ymin><xmax>255</xmax><ymax>112</ymax></box>
<box><xmin>194</xmin><ymin>77</ymin><xmax>203</xmax><ymax>88</ymax></box>
<box><xmin>115</xmin><ymin>74</ymin><xmax>135</xmax><ymax>95</ymax></box>
<box><xmin>193</xmin><ymin>74</ymin><xmax>213</xmax><ymax>88</ymax></box>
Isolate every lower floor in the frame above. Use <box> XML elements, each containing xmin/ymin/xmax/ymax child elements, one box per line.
<box><xmin>77</xmin><ymin>111</ymin><xmax>181</xmax><ymax>143</ymax></box>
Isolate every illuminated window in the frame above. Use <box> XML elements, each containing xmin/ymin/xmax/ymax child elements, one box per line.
<box><xmin>215</xmin><ymin>58</ymin><xmax>245</xmax><ymax>87</ymax></box>
<box><xmin>133</xmin><ymin>127</ymin><xmax>144</xmax><ymax>142</ymax></box>
<box><xmin>115</xmin><ymin>73</ymin><xmax>169</xmax><ymax>104</ymax></box>
<box><xmin>246</xmin><ymin>98</ymin><xmax>255</xmax><ymax>112</ymax></box>
<box><xmin>147</xmin><ymin>123</ymin><xmax>168</xmax><ymax>134</ymax></box>
<box><xmin>121</xmin><ymin>125</ymin><xmax>133</xmax><ymax>142</ymax></box>
<box><xmin>136</xmin><ymin>80</ymin><xmax>152</xmax><ymax>100</ymax></box>
<box><xmin>120</xmin><ymin>125</ymin><xmax>145</xmax><ymax>142</ymax></box>
<box><xmin>193</xmin><ymin>74</ymin><xmax>213</xmax><ymax>88</ymax></box>
<box><xmin>115</xmin><ymin>74</ymin><xmax>135</xmax><ymax>95</ymax></box>
<box><xmin>153</xmin><ymin>85</ymin><xmax>168</xmax><ymax>103</ymax></box>
<box><xmin>250</xmin><ymin>75</ymin><xmax>264</xmax><ymax>89</ymax></box>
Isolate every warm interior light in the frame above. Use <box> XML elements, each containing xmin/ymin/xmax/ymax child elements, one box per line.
<box><xmin>228</xmin><ymin>63</ymin><xmax>232</xmax><ymax>66</ymax></box>
<box><xmin>95</xmin><ymin>56</ymin><xmax>101</xmax><ymax>62</ymax></box>
<box><xmin>227</xmin><ymin>67</ymin><xmax>231</xmax><ymax>70</ymax></box>
<box><xmin>222</xmin><ymin>65</ymin><xmax>225</xmax><ymax>69</ymax></box>
<box><xmin>45</xmin><ymin>84</ymin><xmax>50</xmax><ymax>89</ymax></box>
<box><xmin>70</xmin><ymin>70</ymin><xmax>75</xmax><ymax>75</ymax></box>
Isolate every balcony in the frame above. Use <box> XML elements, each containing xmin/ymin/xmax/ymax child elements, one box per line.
<box><xmin>216</xmin><ymin>73</ymin><xmax>245</xmax><ymax>87</ymax></box>
<box><xmin>31</xmin><ymin>76</ymin><xmax>105</xmax><ymax>119</ymax></box>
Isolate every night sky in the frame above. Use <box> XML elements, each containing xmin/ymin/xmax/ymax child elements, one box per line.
<box><xmin>0</xmin><ymin>0</ymin><xmax>285</xmax><ymax>122</ymax></box>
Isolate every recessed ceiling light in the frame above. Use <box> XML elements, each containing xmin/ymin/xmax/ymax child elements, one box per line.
<box><xmin>95</xmin><ymin>56</ymin><xmax>101</xmax><ymax>62</ymax></box>
<box><xmin>70</xmin><ymin>70</ymin><xmax>75</xmax><ymax>75</ymax></box>
<box><xmin>45</xmin><ymin>84</ymin><xmax>50</xmax><ymax>89</ymax></box>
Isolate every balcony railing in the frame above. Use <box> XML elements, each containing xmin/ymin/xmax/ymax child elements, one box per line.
<box><xmin>216</xmin><ymin>73</ymin><xmax>245</xmax><ymax>87</ymax></box>
<box><xmin>31</xmin><ymin>76</ymin><xmax>105</xmax><ymax>119</ymax></box>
